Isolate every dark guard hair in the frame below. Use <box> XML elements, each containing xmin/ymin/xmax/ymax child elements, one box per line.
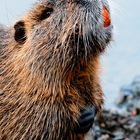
<box><xmin>0</xmin><ymin>0</ymin><xmax>112</xmax><ymax>139</ymax></box>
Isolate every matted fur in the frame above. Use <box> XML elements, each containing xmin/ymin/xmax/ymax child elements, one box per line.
<box><xmin>0</xmin><ymin>0</ymin><xmax>112</xmax><ymax>139</ymax></box>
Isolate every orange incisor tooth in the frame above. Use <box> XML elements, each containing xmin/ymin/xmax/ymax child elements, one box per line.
<box><xmin>102</xmin><ymin>6</ymin><xmax>111</xmax><ymax>28</ymax></box>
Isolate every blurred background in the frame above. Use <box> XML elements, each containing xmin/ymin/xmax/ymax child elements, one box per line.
<box><xmin>0</xmin><ymin>0</ymin><xmax>140</xmax><ymax>108</ymax></box>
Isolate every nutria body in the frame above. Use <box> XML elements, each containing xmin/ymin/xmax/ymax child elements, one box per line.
<box><xmin>0</xmin><ymin>0</ymin><xmax>112</xmax><ymax>139</ymax></box>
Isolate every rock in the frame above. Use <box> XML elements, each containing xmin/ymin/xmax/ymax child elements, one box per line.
<box><xmin>131</xmin><ymin>76</ymin><xmax>140</xmax><ymax>96</ymax></box>
<box><xmin>87</xmin><ymin>76</ymin><xmax>140</xmax><ymax>140</ymax></box>
<box><xmin>97</xmin><ymin>135</ymin><xmax>110</xmax><ymax>140</ymax></box>
<box><xmin>90</xmin><ymin>109</ymin><xmax>140</xmax><ymax>140</ymax></box>
<box><xmin>116</xmin><ymin>85</ymin><xmax>133</xmax><ymax>106</ymax></box>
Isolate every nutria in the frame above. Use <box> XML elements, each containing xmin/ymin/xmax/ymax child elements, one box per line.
<box><xmin>0</xmin><ymin>0</ymin><xmax>112</xmax><ymax>139</ymax></box>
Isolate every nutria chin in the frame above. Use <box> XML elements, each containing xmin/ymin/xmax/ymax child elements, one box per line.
<box><xmin>0</xmin><ymin>0</ymin><xmax>112</xmax><ymax>139</ymax></box>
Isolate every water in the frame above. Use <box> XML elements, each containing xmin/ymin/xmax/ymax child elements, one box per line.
<box><xmin>0</xmin><ymin>0</ymin><xmax>140</xmax><ymax>108</ymax></box>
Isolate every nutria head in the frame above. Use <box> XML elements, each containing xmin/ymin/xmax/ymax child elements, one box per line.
<box><xmin>1</xmin><ymin>0</ymin><xmax>112</xmax><ymax>97</ymax></box>
<box><xmin>0</xmin><ymin>0</ymin><xmax>113</xmax><ymax>102</ymax></box>
<box><xmin>7</xmin><ymin>0</ymin><xmax>112</xmax><ymax>93</ymax></box>
<box><xmin>11</xmin><ymin>0</ymin><xmax>112</xmax><ymax>83</ymax></box>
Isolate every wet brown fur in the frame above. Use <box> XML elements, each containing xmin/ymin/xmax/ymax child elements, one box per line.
<box><xmin>0</xmin><ymin>0</ymin><xmax>112</xmax><ymax>139</ymax></box>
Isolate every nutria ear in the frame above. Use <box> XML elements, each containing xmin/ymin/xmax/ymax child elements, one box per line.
<box><xmin>14</xmin><ymin>21</ymin><xmax>27</xmax><ymax>44</ymax></box>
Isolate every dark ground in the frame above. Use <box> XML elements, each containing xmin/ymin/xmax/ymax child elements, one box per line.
<box><xmin>88</xmin><ymin>76</ymin><xmax>140</xmax><ymax>140</ymax></box>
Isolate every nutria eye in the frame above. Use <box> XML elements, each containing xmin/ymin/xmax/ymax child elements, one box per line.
<box><xmin>14</xmin><ymin>21</ymin><xmax>27</xmax><ymax>44</ymax></box>
<box><xmin>40</xmin><ymin>8</ymin><xmax>53</xmax><ymax>20</ymax></box>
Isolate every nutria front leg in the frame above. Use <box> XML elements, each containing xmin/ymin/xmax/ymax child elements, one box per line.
<box><xmin>75</xmin><ymin>106</ymin><xmax>96</xmax><ymax>134</ymax></box>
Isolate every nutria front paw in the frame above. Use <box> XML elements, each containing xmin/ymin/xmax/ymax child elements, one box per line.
<box><xmin>75</xmin><ymin>106</ymin><xmax>97</xmax><ymax>134</ymax></box>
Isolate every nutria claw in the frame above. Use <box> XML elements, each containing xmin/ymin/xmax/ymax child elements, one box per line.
<box><xmin>75</xmin><ymin>106</ymin><xmax>97</xmax><ymax>134</ymax></box>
